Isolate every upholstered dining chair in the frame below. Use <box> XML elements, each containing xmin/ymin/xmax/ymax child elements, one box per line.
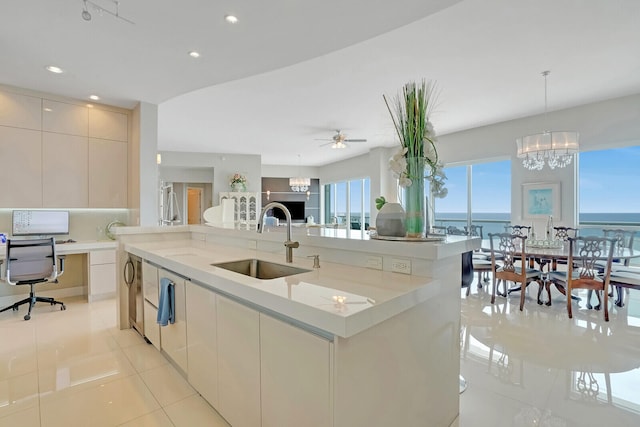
<box><xmin>447</xmin><ymin>226</ymin><xmax>467</xmax><ymax>236</ymax></box>
<box><xmin>488</xmin><ymin>233</ymin><xmax>544</xmax><ymax>311</ymax></box>
<box><xmin>599</xmin><ymin>229</ymin><xmax>635</xmax><ymax>304</ymax></box>
<box><xmin>609</xmin><ymin>266</ymin><xmax>640</xmax><ymax>308</ymax></box>
<box><xmin>505</xmin><ymin>225</ymin><xmax>531</xmax><ymax>237</ymax></box>
<box><xmin>546</xmin><ymin>226</ymin><xmax>579</xmax><ymax>271</ymax></box>
<box><xmin>465</xmin><ymin>225</ymin><xmax>484</xmax><ymax>239</ymax></box>
<box><xmin>548</xmin><ymin>237</ymin><xmax>616</xmax><ymax>321</ymax></box>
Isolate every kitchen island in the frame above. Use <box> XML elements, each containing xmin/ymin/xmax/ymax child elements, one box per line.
<box><xmin>115</xmin><ymin>224</ymin><xmax>478</xmax><ymax>427</ymax></box>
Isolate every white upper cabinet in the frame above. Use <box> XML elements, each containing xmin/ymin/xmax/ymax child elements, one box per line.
<box><xmin>0</xmin><ymin>126</ymin><xmax>42</xmax><ymax>207</ymax></box>
<box><xmin>89</xmin><ymin>108</ymin><xmax>128</xmax><ymax>142</ymax></box>
<box><xmin>42</xmin><ymin>132</ymin><xmax>89</xmax><ymax>207</ymax></box>
<box><xmin>0</xmin><ymin>90</ymin><xmax>41</xmax><ymax>130</ymax></box>
<box><xmin>89</xmin><ymin>138</ymin><xmax>127</xmax><ymax>208</ymax></box>
<box><xmin>42</xmin><ymin>100</ymin><xmax>88</xmax><ymax>136</ymax></box>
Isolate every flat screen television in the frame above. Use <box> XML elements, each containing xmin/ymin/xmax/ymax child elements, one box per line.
<box><xmin>270</xmin><ymin>201</ymin><xmax>305</xmax><ymax>221</ymax></box>
<box><xmin>12</xmin><ymin>210</ymin><xmax>70</xmax><ymax>236</ymax></box>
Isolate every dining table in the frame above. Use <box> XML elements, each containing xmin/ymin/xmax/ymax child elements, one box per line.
<box><xmin>480</xmin><ymin>238</ymin><xmax>640</xmax><ymax>307</ymax></box>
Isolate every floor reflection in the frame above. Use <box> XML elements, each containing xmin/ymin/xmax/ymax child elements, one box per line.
<box><xmin>460</xmin><ymin>283</ymin><xmax>640</xmax><ymax>426</ymax></box>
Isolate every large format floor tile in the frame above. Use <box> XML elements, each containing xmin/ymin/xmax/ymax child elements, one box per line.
<box><xmin>1</xmin><ymin>284</ymin><xmax>639</xmax><ymax>426</ymax></box>
<box><xmin>460</xmin><ymin>283</ymin><xmax>640</xmax><ymax>426</ymax></box>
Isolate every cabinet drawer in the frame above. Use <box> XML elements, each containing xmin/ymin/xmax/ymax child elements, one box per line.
<box><xmin>142</xmin><ymin>262</ymin><xmax>159</xmax><ymax>306</ymax></box>
<box><xmin>90</xmin><ymin>249</ymin><xmax>116</xmax><ymax>265</ymax></box>
<box><xmin>143</xmin><ymin>300</ymin><xmax>160</xmax><ymax>351</ymax></box>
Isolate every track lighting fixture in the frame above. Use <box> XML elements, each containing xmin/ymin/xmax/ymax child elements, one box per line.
<box><xmin>81</xmin><ymin>0</ymin><xmax>135</xmax><ymax>25</ymax></box>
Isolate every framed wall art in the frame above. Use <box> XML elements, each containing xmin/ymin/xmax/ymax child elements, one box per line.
<box><xmin>522</xmin><ymin>182</ymin><xmax>561</xmax><ymax>219</ymax></box>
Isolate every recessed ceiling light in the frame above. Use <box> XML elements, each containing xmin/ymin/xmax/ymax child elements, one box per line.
<box><xmin>89</xmin><ymin>95</ymin><xmax>100</xmax><ymax>101</ymax></box>
<box><xmin>224</xmin><ymin>14</ymin><xmax>238</xmax><ymax>24</ymax></box>
<box><xmin>86</xmin><ymin>104</ymin><xmax>94</xmax><ymax>108</ymax></box>
<box><xmin>43</xmin><ymin>107</ymin><xmax>53</xmax><ymax>112</ymax></box>
<box><xmin>188</xmin><ymin>51</ymin><xmax>200</xmax><ymax>58</ymax></box>
<box><xmin>45</xmin><ymin>65</ymin><xmax>63</xmax><ymax>74</ymax></box>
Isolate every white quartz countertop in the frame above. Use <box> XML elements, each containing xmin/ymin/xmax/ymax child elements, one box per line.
<box><xmin>124</xmin><ymin>239</ymin><xmax>445</xmax><ymax>338</ymax></box>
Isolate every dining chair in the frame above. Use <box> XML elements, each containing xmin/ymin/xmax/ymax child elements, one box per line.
<box><xmin>504</xmin><ymin>225</ymin><xmax>531</xmax><ymax>237</ymax></box>
<box><xmin>447</xmin><ymin>226</ymin><xmax>467</xmax><ymax>236</ymax></box>
<box><xmin>548</xmin><ymin>226</ymin><xmax>579</xmax><ymax>271</ymax></box>
<box><xmin>465</xmin><ymin>225</ymin><xmax>484</xmax><ymax>239</ymax></box>
<box><xmin>609</xmin><ymin>266</ymin><xmax>640</xmax><ymax>307</ymax></box>
<box><xmin>599</xmin><ymin>229</ymin><xmax>635</xmax><ymax>304</ymax></box>
<box><xmin>549</xmin><ymin>237</ymin><xmax>616</xmax><ymax>321</ymax></box>
<box><xmin>488</xmin><ymin>233</ymin><xmax>544</xmax><ymax>311</ymax></box>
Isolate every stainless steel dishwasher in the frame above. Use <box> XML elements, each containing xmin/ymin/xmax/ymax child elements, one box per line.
<box><xmin>124</xmin><ymin>254</ymin><xmax>144</xmax><ymax>335</ymax></box>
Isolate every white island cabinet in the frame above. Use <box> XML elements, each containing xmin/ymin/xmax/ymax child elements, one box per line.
<box><xmin>217</xmin><ymin>295</ymin><xmax>261</xmax><ymax>427</ymax></box>
<box><xmin>260</xmin><ymin>313</ymin><xmax>332</xmax><ymax>427</ymax></box>
<box><xmin>157</xmin><ymin>269</ymin><xmax>187</xmax><ymax>373</ymax></box>
<box><xmin>185</xmin><ymin>282</ymin><xmax>219</xmax><ymax>408</ymax></box>
<box><xmin>117</xmin><ymin>225</ymin><xmax>478</xmax><ymax>427</ymax></box>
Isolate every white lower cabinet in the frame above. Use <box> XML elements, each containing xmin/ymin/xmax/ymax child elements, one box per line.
<box><xmin>260</xmin><ymin>314</ymin><xmax>333</xmax><ymax>427</ymax></box>
<box><xmin>88</xmin><ymin>250</ymin><xmax>116</xmax><ymax>301</ymax></box>
<box><xmin>143</xmin><ymin>299</ymin><xmax>160</xmax><ymax>351</ymax></box>
<box><xmin>142</xmin><ymin>262</ymin><xmax>160</xmax><ymax>350</ymax></box>
<box><xmin>217</xmin><ymin>295</ymin><xmax>261</xmax><ymax>427</ymax></box>
<box><xmin>158</xmin><ymin>270</ymin><xmax>187</xmax><ymax>373</ymax></box>
<box><xmin>186</xmin><ymin>283</ymin><xmax>218</xmax><ymax>408</ymax></box>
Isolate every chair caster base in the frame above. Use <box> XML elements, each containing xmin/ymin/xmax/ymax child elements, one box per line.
<box><xmin>24</xmin><ymin>314</ymin><xmax>31</xmax><ymax>321</ymax></box>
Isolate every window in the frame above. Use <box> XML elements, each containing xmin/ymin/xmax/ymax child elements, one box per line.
<box><xmin>434</xmin><ymin>160</ymin><xmax>511</xmax><ymax>236</ymax></box>
<box><xmin>579</xmin><ymin>146</ymin><xmax>640</xmax><ymax>229</ymax></box>
<box><xmin>323</xmin><ymin>178</ymin><xmax>370</xmax><ymax>231</ymax></box>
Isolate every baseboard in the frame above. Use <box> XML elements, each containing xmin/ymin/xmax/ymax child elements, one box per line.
<box><xmin>88</xmin><ymin>291</ymin><xmax>116</xmax><ymax>302</ymax></box>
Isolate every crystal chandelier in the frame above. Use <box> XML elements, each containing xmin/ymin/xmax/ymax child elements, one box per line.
<box><xmin>289</xmin><ymin>154</ymin><xmax>310</xmax><ymax>191</ymax></box>
<box><xmin>289</xmin><ymin>177</ymin><xmax>310</xmax><ymax>192</ymax></box>
<box><xmin>516</xmin><ymin>71</ymin><xmax>579</xmax><ymax>171</ymax></box>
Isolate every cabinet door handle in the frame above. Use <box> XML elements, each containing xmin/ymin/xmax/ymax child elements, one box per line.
<box><xmin>124</xmin><ymin>259</ymin><xmax>134</xmax><ymax>287</ymax></box>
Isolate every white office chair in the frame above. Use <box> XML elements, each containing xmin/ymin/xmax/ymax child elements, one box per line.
<box><xmin>0</xmin><ymin>238</ymin><xmax>66</xmax><ymax>320</ymax></box>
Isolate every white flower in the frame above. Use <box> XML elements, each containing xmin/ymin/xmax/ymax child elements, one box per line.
<box><xmin>389</xmin><ymin>147</ymin><xmax>408</xmax><ymax>177</ymax></box>
<box><xmin>398</xmin><ymin>175</ymin><xmax>412</xmax><ymax>188</ymax></box>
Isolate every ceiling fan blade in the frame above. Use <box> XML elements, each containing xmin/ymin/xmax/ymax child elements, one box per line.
<box><xmin>344</xmin><ymin>139</ymin><xmax>367</xmax><ymax>142</ymax></box>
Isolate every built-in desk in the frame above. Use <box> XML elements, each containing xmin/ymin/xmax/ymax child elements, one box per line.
<box><xmin>0</xmin><ymin>240</ymin><xmax>117</xmax><ymax>304</ymax></box>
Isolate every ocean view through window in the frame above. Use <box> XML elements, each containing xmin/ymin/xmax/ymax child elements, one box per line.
<box><xmin>579</xmin><ymin>146</ymin><xmax>640</xmax><ymax>236</ymax></box>
<box><xmin>323</xmin><ymin>178</ymin><xmax>370</xmax><ymax>231</ymax></box>
<box><xmin>434</xmin><ymin>160</ymin><xmax>511</xmax><ymax>235</ymax></box>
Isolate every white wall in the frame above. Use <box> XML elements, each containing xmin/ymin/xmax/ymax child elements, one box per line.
<box><xmin>158</xmin><ymin>151</ymin><xmax>262</xmax><ymax>205</ymax></box>
<box><xmin>297</xmin><ymin>93</ymin><xmax>640</xmax><ymax>227</ymax></box>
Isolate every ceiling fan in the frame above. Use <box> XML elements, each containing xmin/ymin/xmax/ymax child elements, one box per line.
<box><xmin>316</xmin><ymin>130</ymin><xmax>367</xmax><ymax>149</ymax></box>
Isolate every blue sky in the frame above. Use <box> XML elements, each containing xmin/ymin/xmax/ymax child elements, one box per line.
<box><xmin>327</xmin><ymin>146</ymin><xmax>640</xmax><ymax>218</ymax></box>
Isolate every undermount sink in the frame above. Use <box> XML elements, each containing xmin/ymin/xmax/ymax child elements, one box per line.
<box><xmin>212</xmin><ymin>258</ymin><xmax>311</xmax><ymax>280</ymax></box>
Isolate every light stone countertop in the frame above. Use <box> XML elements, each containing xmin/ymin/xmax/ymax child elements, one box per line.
<box><xmin>124</xmin><ymin>238</ymin><xmax>446</xmax><ymax>338</ymax></box>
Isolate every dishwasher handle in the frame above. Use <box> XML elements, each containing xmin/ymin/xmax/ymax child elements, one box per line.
<box><xmin>124</xmin><ymin>258</ymin><xmax>135</xmax><ymax>287</ymax></box>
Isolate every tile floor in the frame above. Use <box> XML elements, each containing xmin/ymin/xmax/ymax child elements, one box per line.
<box><xmin>1</xmin><ymin>283</ymin><xmax>639</xmax><ymax>427</ymax></box>
<box><xmin>0</xmin><ymin>296</ymin><xmax>229</xmax><ymax>427</ymax></box>
<box><xmin>459</xmin><ymin>281</ymin><xmax>640</xmax><ymax>427</ymax></box>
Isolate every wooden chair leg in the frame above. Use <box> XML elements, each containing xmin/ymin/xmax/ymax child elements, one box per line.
<box><xmin>491</xmin><ymin>276</ymin><xmax>497</xmax><ymax>304</ymax></box>
<box><xmin>603</xmin><ymin>287</ymin><xmax>609</xmax><ymax>322</ymax></box>
<box><xmin>567</xmin><ymin>286</ymin><xmax>573</xmax><ymax>319</ymax></box>
<box><xmin>519</xmin><ymin>282</ymin><xmax>526</xmax><ymax>311</ymax></box>
<box><xmin>545</xmin><ymin>281</ymin><xmax>552</xmax><ymax>307</ymax></box>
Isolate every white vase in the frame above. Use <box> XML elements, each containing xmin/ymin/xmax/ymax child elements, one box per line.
<box><xmin>375</xmin><ymin>203</ymin><xmax>406</xmax><ymax>237</ymax></box>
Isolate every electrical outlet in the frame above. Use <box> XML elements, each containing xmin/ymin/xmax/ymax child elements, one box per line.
<box><xmin>391</xmin><ymin>258</ymin><xmax>411</xmax><ymax>274</ymax></box>
<box><xmin>246</xmin><ymin>240</ymin><xmax>257</xmax><ymax>250</ymax></box>
<box><xmin>366</xmin><ymin>256</ymin><xmax>383</xmax><ymax>270</ymax></box>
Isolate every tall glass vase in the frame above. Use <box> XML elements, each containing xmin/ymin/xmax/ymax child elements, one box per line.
<box><xmin>403</xmin><ymin>157</ymin><xmax>426</xmax><ymax>238</ymax></box>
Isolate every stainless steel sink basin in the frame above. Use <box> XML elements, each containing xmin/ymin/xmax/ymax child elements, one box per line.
<box><xmin>212</xmin><ymin>258</ymin><xmax>310</xmax><ymax>280</ymax></box>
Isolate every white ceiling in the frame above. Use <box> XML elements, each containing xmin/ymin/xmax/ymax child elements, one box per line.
<box><xmin>2</xmin><ymin>0</ymin><xmax>639</xmax><ymax>167</ymax></box>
